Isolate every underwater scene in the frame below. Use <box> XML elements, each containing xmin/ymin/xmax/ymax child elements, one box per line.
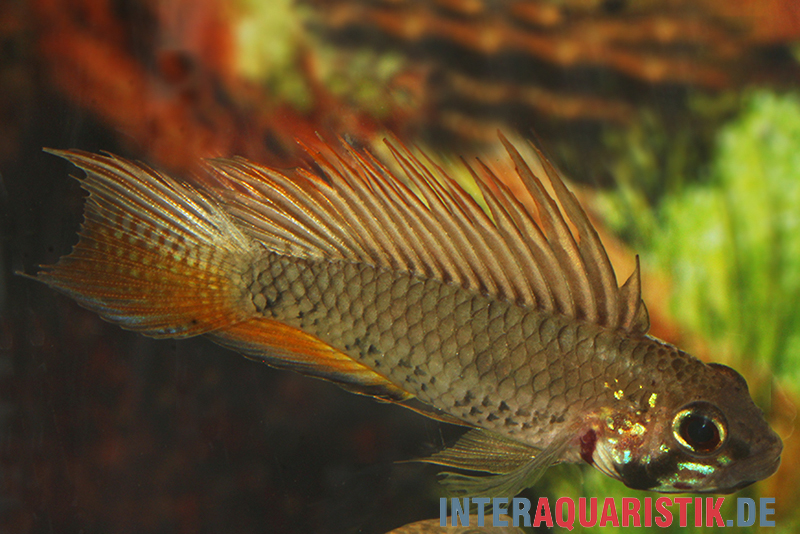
<box><xmin>2</xmin><ymin>1</ymin><xmax>800</xmax><ymax>532</ymax></box>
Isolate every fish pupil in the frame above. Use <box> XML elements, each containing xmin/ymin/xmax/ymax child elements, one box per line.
<box><xmin>681</xmin><ymin>415</ymin><xmax>720</xmax><ymax>452</ymax></box>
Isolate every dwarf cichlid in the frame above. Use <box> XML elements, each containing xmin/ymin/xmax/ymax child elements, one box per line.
<box><xmin>36</xmin><ymin>135</ymin><xmax>781</xmax><ymax>497</ymax></box>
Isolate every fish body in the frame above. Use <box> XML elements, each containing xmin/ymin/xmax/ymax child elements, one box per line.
<box><xmin>37</xmin><ymin>137</ymin><xmax>782</xmax><ymax>496</ymax></box>
<box><xmin>225</xmin><ymin>251</ymin><xmax>674</xmax><ymax>454</ymax></box>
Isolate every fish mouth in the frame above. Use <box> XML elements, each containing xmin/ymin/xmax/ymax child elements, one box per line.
<box><xmin>748</xmin><ymin>443</ymin><xmax>783</xmax><ymax>479</ymax></box>
<box><xmin>700</xmin><ymin>479</ymin><xmax>755</xmax><ymax>495</ymax></box>
<box><xmin>763</xmin><ymin>454</ymin><xmax>782</xmax><ymax>478</ymax></box>
<box><xmin>708</xmin><ymin>451</ymin><xmax>781</xmax><ymax>494</ymax></box>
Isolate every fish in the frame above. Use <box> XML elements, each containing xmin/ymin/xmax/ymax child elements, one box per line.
<box><xmin>35</xmin><ymin>134</ymin><xmax>782</xmax><ymax>497</ymax></box>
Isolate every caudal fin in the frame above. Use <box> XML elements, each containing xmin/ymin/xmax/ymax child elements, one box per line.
<box><xmin>37</xmin><ymin>150</ymin><xmax>419</xmax><ymax>404</ymax></box>
<box><xmin>38</xmin><ymin>150</ymin><xmax>259</xmax><ymax>338</ymax></box>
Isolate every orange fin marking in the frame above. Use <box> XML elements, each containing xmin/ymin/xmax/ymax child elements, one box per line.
<box><xmin>209</xmin><ymin>317</ymin><xmax>415</xmax><ymax>403</ymax></box>
<box><xmin>39</xmin><ymin>219</ymin><xmax>252</xmax><ymax>338</ymax></box>
<box><xmin>37</xmin><ymin>149</ymin><xmax>258</xmax><ymax>338</ymax></box>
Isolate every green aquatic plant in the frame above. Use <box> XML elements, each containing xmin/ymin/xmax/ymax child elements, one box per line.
<box><xmin>232</xmin><ymin>0</ymin><xmax>410</xmax><ymax>118</ymax></box>
<box><xmin>234</xmin><ymin>0</ymin><xmax>314</xmax><ymax>111</ymax></box>
<box><xmin>655</xmin><ymin>92</ymin><xmax>800</xmax><ymax>390</ymax></box>
<box><xmin>596</xmin><ymin>91</ymin><xmax>741</xmax><ymax>247</ymax></box>
<box><xmin>587</xmin><ymin>91</ymin><xmax>800</xmax><ymax>533</ymax></box>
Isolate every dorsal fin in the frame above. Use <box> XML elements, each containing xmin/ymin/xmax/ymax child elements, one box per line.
<box><xmin>206</xmin><ymin>135</ymin><xmax>649</xmax><ymax>334</ymax></box>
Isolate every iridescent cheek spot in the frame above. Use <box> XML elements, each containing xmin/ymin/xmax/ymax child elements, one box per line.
<box><xmin>678</xmin><ymin>461</ymin><xmax>716</xmax><ymax>479</ymax></box>
<box><xmin>614</xmin><ymin>429</ymin><xmax>744</xmax><ymax>492</ymax></box>
<box><xmin>657</xmin><ymin>461</ymin><xmax>715</xmax><ymax>490</ymax></box>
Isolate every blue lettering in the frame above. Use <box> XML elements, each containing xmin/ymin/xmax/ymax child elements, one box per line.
<box><xmin>493</xmin><ymin>498</ymin><xmax>509</xmax><ymax>527</ymax></box>
<box><xmin>452</xmin><ymin>498</ymin><xmax>470</xmax><ymax>526</ymax></box>
<box><xmin>760</xmin><ymin>498</ymin><xmax>776</xmax><ymax>527</ymax></box>
<box><xmin>440</xmin><ymin>498</ymin><xmax>447</xmax><ymax>527</ymax></box>
<box><xmin>513</xmin><ymin>498</ymin><xmax>532</xmax><ymax>527</ymax></box>
<box><xmin>473</xmin><ymin>498</ymin><xmax>491</xmax><ymax>526</ymax></box>
<box><xmin>737</xmin><ymin>498</ymin><xmax>755</xmax><ymax>527</ymax></box>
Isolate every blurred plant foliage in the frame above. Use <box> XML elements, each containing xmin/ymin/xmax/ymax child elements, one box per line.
<box><xmin>234</xmin><ymin>0</ymin><xmax>313</xmax><ymax>110</ymax></box>
<box><xmin>659</xmin><ymin>92</ymin><xmax>800</xmax><ymax>389</ymax></box>
<box><xmin>601</xmin><ymin>92</ymin><xmax>800</xmax><ymax>394</ymax></box>
<box><xmin>233</xmin><ymin>0</ymin><xmax>409</xmax><ymax>118</ymax></box>
<box><xmin>587</xmin><ymin>92</ymin><xmax>800</xmax><ymax>531</ymax></box>
<box><xmin>460</xmin><ymin>94</ymin><xmax>800</xmax><ymax>534</ymax></box>
<box><xmin>597</xmin><ymin>91</ymin><xmax>741</xmax><ymax>246</ymax></box>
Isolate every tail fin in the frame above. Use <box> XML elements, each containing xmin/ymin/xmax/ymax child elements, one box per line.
<box><xmin>38</xmin><ymin>150</ymin><xmax>258</xmax><ymax>338</ymax></box>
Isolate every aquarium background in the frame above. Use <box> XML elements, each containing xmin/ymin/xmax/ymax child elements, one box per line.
<box><xmin>1</xmin><ymin>1</ymin><xmax>799</xmax><ymax>532</ymax></box>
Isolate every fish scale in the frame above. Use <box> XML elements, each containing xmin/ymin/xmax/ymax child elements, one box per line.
<box><xmin>244</xmin><ymin>249</ymin><xmax>681</xmax><ymax>446</ymax></box>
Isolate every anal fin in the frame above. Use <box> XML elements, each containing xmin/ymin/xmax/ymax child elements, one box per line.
<box><xmin>209</xmin><ymin>317</ymin><xmax>413</xmax><ymax>402</ymax></box>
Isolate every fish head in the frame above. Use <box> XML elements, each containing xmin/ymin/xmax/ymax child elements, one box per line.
<box><xmin>589</xmin><ymin>362</ymin><xmax>782</xmax><ymax>493</ymax></box>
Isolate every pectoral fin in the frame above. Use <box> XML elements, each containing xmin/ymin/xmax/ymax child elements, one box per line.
<box><xmin>420</xmin><ymin>430</ymin><xmax>571</xmax><ymax>498</ymax></box>
<box><xmin>417</xmin><ymin>428</ymin><xmax>539</xmax><ymax>474</ymax></box>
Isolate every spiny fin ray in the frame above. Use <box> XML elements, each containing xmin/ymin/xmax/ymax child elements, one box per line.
<box><xmin>209</xmin><ymin>136</ymin><xmax>648</xmax><ymax>334</ymax></box>
<box><xmin>619</xmin><ymin>256</ymin><xmax>650</xmax><ymax>334</ymax></box>
<box><xmin>41</xmin><ymin>133</ymin><xmax>649</xmax><ymax>342</ymax></box>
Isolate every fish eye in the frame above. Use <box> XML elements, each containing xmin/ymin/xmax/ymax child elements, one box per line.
<box><xmin>672</xmin><ymin>402</ymin><xmax>727</xmax><ymax>455</ymax></box>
